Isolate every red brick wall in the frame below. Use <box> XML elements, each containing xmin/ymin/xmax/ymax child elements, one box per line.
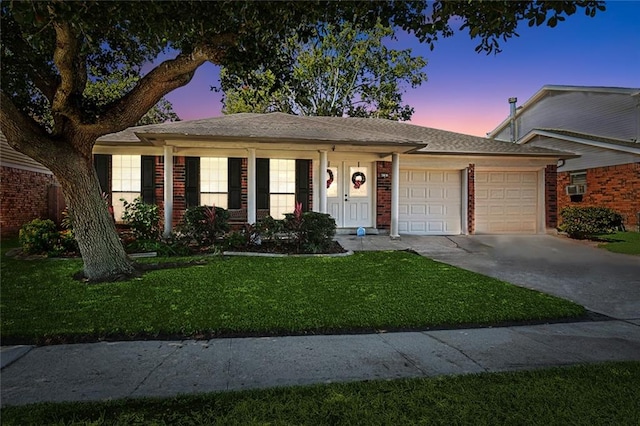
<box><xmin>557</xmin><ymin>162</ymin><xmax>640</xmax><ymax>229</ymax></box>
<box><xmin>467</xmin><ymin>164</ymin><xmax>475</xmax><ymax>234</ymax></box>
<box><xmin>376</xmin><ymin>161</ymin><xmax>392</xmax><ymax>229</ymax></box>
<box><xmin>545</xmin><ymin>164</ymin><xmax>558</xmax><ymax>229</ymax></box>
<box><xmin>1</xmin><ymin>166</ymin><xmax>60</xmax><ymax>236</ymax></box>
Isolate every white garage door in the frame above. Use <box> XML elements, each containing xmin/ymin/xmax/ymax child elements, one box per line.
<box><xmin>399</xmin><ymin>169</ymin><xmax>461</xmax><ymax>235</ymax></box>
<box><xmin>475</xmin><ymin>171</ymin><xmax>539</xmax><ymax>233</ymax></box>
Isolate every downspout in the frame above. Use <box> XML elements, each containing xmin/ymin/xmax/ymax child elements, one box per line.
<box><xmin>509</xmin><ymin>97</ymin><xmax>518</xmax><ymax>143</ymax></box>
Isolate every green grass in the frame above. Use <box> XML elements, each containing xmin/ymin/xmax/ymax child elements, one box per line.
<box><xmin>1</xmin><ymin>245</ymin><xmax>585</xmax><ymax>344</ymax></box>
<box><xmin>1</xmin><ymin>362</ymin><xmax>638</xmax><ymax>425</ymax></box>
<box><xmin>596</xmin><ymin>231</ymin><xmax>640</xmax><ymax>255</ymax></box>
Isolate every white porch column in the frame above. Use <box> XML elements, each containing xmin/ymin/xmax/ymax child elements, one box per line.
<box><xmin>319</xmin><ymin>150</ymin><xmax>328</xmax><ymax>213</ymax></box>
<box><xmin>247</xmin><ymin>148</ymin><xmax>257</xmax><ymax>224</ymax></box>
<box><xmin>390</xmin><ymin>152</ymin><xmax>401</xmax><ymax>239</ymax></box>
<box><xmin>163</xmin><ymin>145</ymin><xmax>174</xmax><ymax>238</ymax></box>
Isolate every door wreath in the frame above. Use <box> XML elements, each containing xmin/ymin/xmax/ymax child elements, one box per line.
<box><xmin>326</xmin><ymin>168</ymin><xmax>334</xmax><ymax>189</ymax></box>
<box><xmin>351</xmin><ymin>171</ymin><xmax>366</xmax><ymax>189</ymax></box>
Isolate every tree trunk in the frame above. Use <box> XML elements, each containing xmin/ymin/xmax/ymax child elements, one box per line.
<box><xmin>55</xmin><ymin>150</ymin><xmax>135</xmax><ymax>281</ymax></box>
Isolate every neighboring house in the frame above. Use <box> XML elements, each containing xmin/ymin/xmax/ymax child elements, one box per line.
<box><xmin>0</xmin><ymin>132</ymin><xmax>64</xmax><ymax>236</ymax></box>
<box><xmin>488</xmin><ymin>85</ymin><xmax>640</xmax><ymax>231</ymax></box>
<box><xmin>90</xmin><ymin>112</ymin><xmax>573</xmax><ymax>237</ymax></box>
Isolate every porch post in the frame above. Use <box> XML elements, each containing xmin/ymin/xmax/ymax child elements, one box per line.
<box><xmin>390</xmin><ymin>152</ymin><xmax>400</xmax><ymax>239</ymax></box>
<box><xmin>247</xmin><ymin>148</ymin><xmax>257</xmax><ymax>224</ymax></box>
<box><xmin>319</xmin><ymin>150</ymin><xmax>328</xmax><ymax>213</ymax></box>
<box><xmin>163</xmin><ymin>145</ymin><xmax>173</xmax><ymax>238</ymax></box>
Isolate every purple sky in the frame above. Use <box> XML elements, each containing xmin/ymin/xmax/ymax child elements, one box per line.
<box><xmin>164</xmin><ymin>1</ymin><xmax>640</xmax><ymax>137</ymax></box>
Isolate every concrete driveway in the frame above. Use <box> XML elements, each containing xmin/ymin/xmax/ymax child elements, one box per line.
<box><xmin>337</xmin><ymin>234</ymin><xmax>640</xmax><ymax>321</ymax></box>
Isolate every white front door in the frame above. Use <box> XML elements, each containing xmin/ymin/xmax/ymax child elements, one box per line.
<box><xmin>326</xmin><ymin>162</ymin><xmax>373</xmax><ymax>228</ymax></box>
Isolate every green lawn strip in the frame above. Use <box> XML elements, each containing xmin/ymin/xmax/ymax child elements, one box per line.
<box><xmin>1</xmin><ymin>251</ymin><xmax>585</xmax><ymax>344</ymax></box>
<box><xmin>596</xmin><ymin>231</ymin><xmax>640</xmax><ymax>255</ymax></box>
<box><xmin>2</xmin><ymin>362</ymin><xmax>638</xmax><ymax>425</ymax></box>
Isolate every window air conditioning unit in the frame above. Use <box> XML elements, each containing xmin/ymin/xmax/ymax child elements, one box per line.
<box><xmin>565</xmin><ymin>184</ymin><xmax>587</xmax><ymax>195</ymax></box>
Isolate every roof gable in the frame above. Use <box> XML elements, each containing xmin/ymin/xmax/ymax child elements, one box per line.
<box><xmin>488</xmin><ymin>85</ymin><xmax>640</xmax><ymax>139</ymax></box>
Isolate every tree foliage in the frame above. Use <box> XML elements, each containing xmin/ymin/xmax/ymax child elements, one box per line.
<box><xmin>220</xmin><ymin>20</ymin><xmax>427</xmax><ymax>121</ymax></box>
<box><xmin>0</xmin><ymin>1</ymin><xmax>605</xmax><ymax>281</ymax></box>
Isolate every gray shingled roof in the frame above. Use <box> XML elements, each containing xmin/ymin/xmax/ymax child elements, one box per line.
<box><xmin>98</xmin><ymin>112</ymin><xmax>573</xmax><ymax>157</ymax></box>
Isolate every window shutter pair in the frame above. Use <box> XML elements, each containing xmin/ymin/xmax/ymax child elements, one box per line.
<box><xmin>94</xmin><ymin>154</ymin><xmax>156</xmax><ymax>204</ymax></box>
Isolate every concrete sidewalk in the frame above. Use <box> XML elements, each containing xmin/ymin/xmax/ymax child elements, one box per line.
<box><xmin>2</xmin><ymin>320</ymin><xmax>640</xmax><ymax>406</ymax></box>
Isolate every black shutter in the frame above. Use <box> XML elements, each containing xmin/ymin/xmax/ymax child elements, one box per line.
<box><xmin>295</xmin><ymin>159</ymin><xmax>310</xmax><ymax>212</ymax></box>
<box><xmin>93</xmin><ymin>154</ymin><xmax>110</xmax><ymax>194</ymax></box>
<box><xmin>141</xmin><ymin>156</ymin><xmax>155</xmax><ymax>204</ymax></box>
<box><xmin>228</xmin><ymin>158</ymin><xmax>242</xmax><ymax>209</ymax></box>
<box><xmin>256</xmin><ymin>158</ymin><xmax>270</xmax><ymax>210</ymax></box>
<box><xmin>185</xmin><ymin>157</ymin><xmax>200</xmax><ymax>208</ymax></box>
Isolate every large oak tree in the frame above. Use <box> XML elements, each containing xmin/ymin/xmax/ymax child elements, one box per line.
<box><xmin>0</xmin><ymin>1</ymin><xmax>604</xmax><ymax>281</ymax></box>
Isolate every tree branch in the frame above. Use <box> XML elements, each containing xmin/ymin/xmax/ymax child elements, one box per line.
<box><xmin>89</xmin><ymin>35</ymin><xmax>234</xmax><ymax>135</ymax></box>
<box><xmin>0</xmin><ymin>92</ymin><xmax>74</xmax><ymax>171</ymax></box>
<box><xmin>51</xmin><ymin>17</ymin><xmax>86</xmax><ymax>130</ymax></box>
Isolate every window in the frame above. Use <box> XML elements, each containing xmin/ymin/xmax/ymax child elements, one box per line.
<box><xmin>269</xmin><ymin>159</ymin><xmax>296</xmax><ymax>218</ymax></box>
<box><xmin>570</xmin><ymin>171</ymin><xmax>587</xmax><ymax>185</ymax></box>
<box><xmin>200</xmin><ymin>157</ymin><xmax>228</xmax><ymax>208</ymax></box>
<box><xmin>112</xmin><ymin>155</ymin><xmax>141</xmax><ymax>221</ymax></box>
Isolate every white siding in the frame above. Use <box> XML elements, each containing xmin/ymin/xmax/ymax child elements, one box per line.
<box><xmin>494</xmin><ymin>90</ymin><xmax>639</xmax><ymax>142</ymax></box>
<box><xmin>528</xmin><ymin>136</ymin><xmax>640</xmax><ymax>172</ymax></box>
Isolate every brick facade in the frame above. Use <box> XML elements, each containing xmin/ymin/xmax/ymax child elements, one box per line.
<box><xmin>1</xmin><ymin>166</ymin><xmax>61</xmax><ymax>236</ymax></box>
<box><xmin>557</xmin><ymin>162</ymin><xmax>640</xmax><ymax>230</ymax></box>
<box><xmin>376</xmin><ymin>161</ymin><xmax>392</xmax><ymax>230</ymax></box>
<box><xmin>545</xmin><ymin>164</ymin><xmax>558</xmax><ymax>229</ymax></box>
<box><xmin>467</xmin><ymin>164</ymin><xmax>475</xmax><ymax>234</ymax></box>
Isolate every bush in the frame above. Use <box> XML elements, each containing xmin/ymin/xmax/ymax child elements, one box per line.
<box><xmin>300</xmin><ymin>211</ymin><xmax>336</xmax><ymax>252</ymax></box>
<box><xmin>560</xmin><ymin>206</ymin><xmax>624</xmax><ymax>239</ymax></box>
<box><xmin>52</xmin><ymin>229</ymin><xmax>80</xmax><ymax>255</ymax></box>
<box><xmin>283</xmin><ymin>206</ymin><xmax>336</xmax><ymax>253</ymax></box>
<box><xmin>19</xmin><ymin>219</ymin><xmax>59</xmax><ymax>254</ymax></box>
<box><xmin>179</xmin><ymin>206</ymin><xmax>230</xmax><ymax>246</ymax></box>
<box><xmin>121</xmin><ymin>197</ymin><xmax>160</xmax><ymax>241</ymax></box>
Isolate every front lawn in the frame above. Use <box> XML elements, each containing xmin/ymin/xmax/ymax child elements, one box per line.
<box><xmin>2</xmin><ymin>362</ymin><xmax>638</xmax><ymax>425</ymax></box>
<box><xmin>597</xmin><ymin>231</ymin><xmax>640</xmax><ymax>255</ymax></box>
<box><xmin>1</xmin><ymin>248</ymin><xmax>585</xmax><ymax>344</ymax></box>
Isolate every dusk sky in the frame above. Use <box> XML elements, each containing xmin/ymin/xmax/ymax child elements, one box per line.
<box><xmin>164</xmin><ymin>1</ymin><xmax>640</xmax><ymax>137</ymax></box>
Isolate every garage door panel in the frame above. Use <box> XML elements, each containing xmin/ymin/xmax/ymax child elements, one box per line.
<box><xmin>475</xmin><ymin>171</ymin><xmax>539</xmax><ymax>234</ymax></box>
<box><xmin>399</xmin><ymin>169</ymin><xmax>461</xmax><ymax>235</ymax></box>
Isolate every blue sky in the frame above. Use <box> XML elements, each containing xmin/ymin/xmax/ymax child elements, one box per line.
<box><xmin>164</xmin><ymin>1</ymin><xmax>640</xmax><ymax>136</ymax></box>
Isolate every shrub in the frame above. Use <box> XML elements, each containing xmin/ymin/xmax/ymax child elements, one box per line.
<box><xmin>560</xmin><ymin>206</ymin><xmax>624</xmax><ymax>239</ymax></box>
<box><xmin>256</xmin><ymin>215</ymin><xmax>284</xmax><ymax>241</ymax></box>
<box><xmin>121</xmin><ymin>197</ymin><xmax>160</xmax><ymax>241</ymax></box>
<box><xmin>283</xmin><ymin>206</ymin><xmax>336</xmax><ymax>253</ymax></box>
<box><xmin>19</xmin><ymin>219</ymin><xmax>59</xmax><ymax>254</ymax></box>
<box><xmin>53</xmin><ymin>229</ymin><xmax>80</xmax><ymax>255</ymax></box>
<box><xmin>179</xmin><ymin>205</ymin><xmax>230</xmax><ymax>246</ymax></box>
<box><xmin>302</xmin><ymin>212</ymin><xmax>336</xmax><ymax>252</ymax></box>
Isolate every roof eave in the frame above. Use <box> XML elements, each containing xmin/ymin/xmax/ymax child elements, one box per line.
<box><xmin>519</xmin><ymin>129</ymin><xmax>640</xmax><ymax>155</ymax></box>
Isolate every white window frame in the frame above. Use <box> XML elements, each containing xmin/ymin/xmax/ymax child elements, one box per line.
<box><xmin>200</xmin><ymin>157</ymin><xmax>228</xmax><ymax>209</ymax></box>
<box><xmin>112</xmin><ymin>154</ymin><xmax>141</xmax><ymax>221</ymax></box>
<box><xmin>269</xmin><ymin>159</ymin><xmax>296</xmax><ymax>219</ymax></box>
